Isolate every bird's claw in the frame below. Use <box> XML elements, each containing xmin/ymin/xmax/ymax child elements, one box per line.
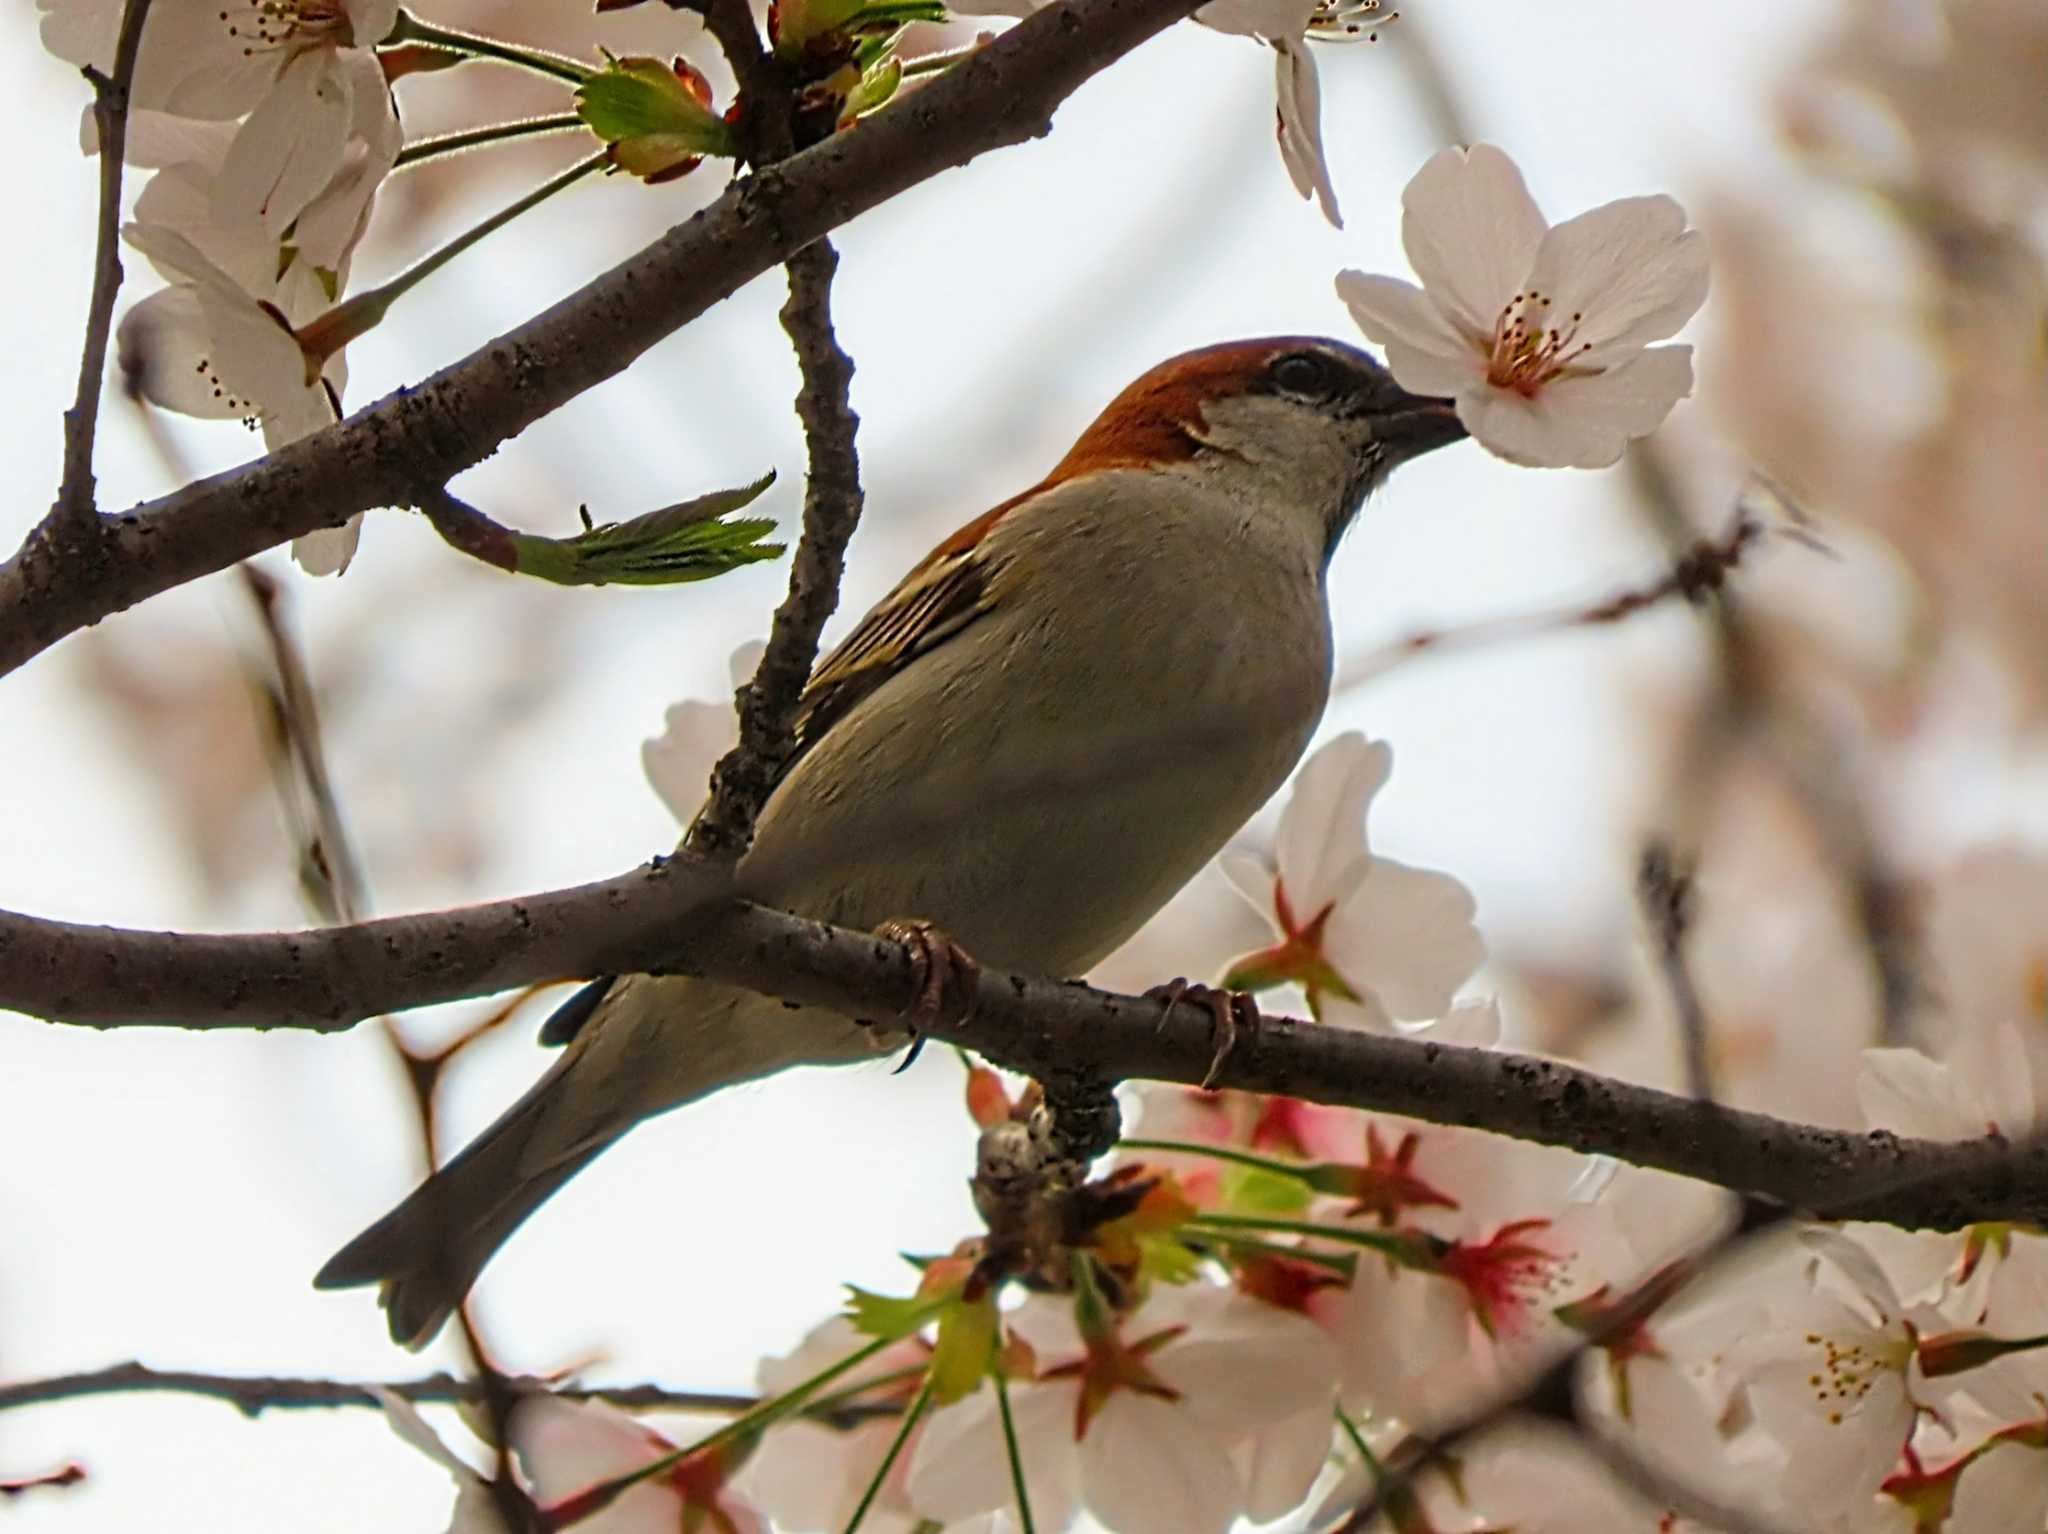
<box><xmin>1145</xmin><ymin>978</ymin><xmax>1261</xmax><ymax>1091</ymax></box>
<box><xmin>876</xmin><ymin>918</ymin><xmax>981</xmax><ymax>1074</ymax></box>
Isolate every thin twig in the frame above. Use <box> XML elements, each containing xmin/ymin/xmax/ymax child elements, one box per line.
<box><xmin>1637</xmin><ymin>840</ymin><xmax>1715</xmax><ymax>1103</ymax></box>
<box><xmin>681</xmin><ymin>2</ymin><xmax>867</xmax><ymax>859</ymax></box>
<box><xmin>235</xmin><ymin>572</ymin><xmax>536</xmax><ymax>1529</ymax></box>
<box><xmin>690</xmin><ymin>240</ymin><xmax>864</xmax><ymax>857</ymax></box>
<box><xmin>236</xmin><ymin>567</ymin><xmax>368</xmax><ymax>924</ymax></box>
<box><xmin>0</xmin><ymin>1364</ymin><xmax>740</xmax><ymax>1420</ymax></box>
<box><xmin>56</xmin><ymin>0</ymin><xmax>156</xmax><ymax>526</ymax></box>
<box><xmin>1334</xmin><ymin>506</ymin><xmax>1771</xmax><ymax>692</ymax></box>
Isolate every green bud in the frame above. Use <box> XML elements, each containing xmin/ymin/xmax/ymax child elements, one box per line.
<box><xmin>576</xmin><ymin>53</ymin><xmax>737</xmax><ymax>182</ymax></box>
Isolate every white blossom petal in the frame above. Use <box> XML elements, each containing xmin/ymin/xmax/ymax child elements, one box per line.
<box><xmin>1273</xmin><ymin>42</ymin><xmax>1340</xmax><ymax>228</ymax></box>
<box><xmin>1324</xmin><ymin>857</ymin><xmax>1484</xmax><ymax>1021</ymax></box>
<box><xmin>215</xmin><ymin>52</ymin><xmax>353</xmax><ymax>236</ymax></box>
<box><xmin>1522</xmin><ymin>194</ymin><xmax>1709</xmax><ymax>361</ymax></box>
<box><xmin>1273</xmin><ymin>732</ymin><xmax>1386</xmax><ymax>915</ymax></box>
<box><xmin>1456</xmin><ymin>346</ymin><xmax>1693</xmax><ymax>468</ymax></box>
<box><xmin>1399</xmin><ymin>144</ymin><xmax>1547</xmax><ymax>340</ymax></box>
<box><xmin>908</xmin><ymin>1384</ymin><xmax>1079</xmax><ymax>1531</ymax></box>
<box><xmin>1078</xmin><ymin>1395</ymin><xmax>1243</xmax><ymax>1534</ymax></box>
<box><xmin>117</xmin><ymin>288</ymin><xmax>249</xmax><ymax>419</ymax></box>
<box><xmin>1151</xmin><ymin>1294</ymin><xmax>1336</xmax><ymax>1432</ymax></box>
<box><xmin>292</xmin><ymin>520</ymin><xmax>363</xmax><ymax>577</ymax></box>
<box><xmin>1236</xmin><ymin>1404</ymin><xmax>1336</xmax><ymax>1523</ymax></box>
<box><xmin>1334</xmin><ymin>271</ymin><xmax>1477</xmax><ymax>394</ymax></box>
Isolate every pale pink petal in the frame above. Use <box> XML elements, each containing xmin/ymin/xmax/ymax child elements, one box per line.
<box><xmin>1400</xmin><ymin>144</ymin><xmax>1548</xmax><ymax>341</ymax></box>
<box><xmin>292</xmin><ymin>519</ymin><xmax>363</xmax><ymax>577</ymax></box>
<box><xmin>367</xmin><ymin>1389</ymin><xmax>503</xmax><ymax>1534</ymax></box>
<box><xmin>1152</xmin><ymin>1294</ymin><xmax>1336</xmax><ymax>1432</ymax></box>
<box><xmin>1458</xmin><ymin>345</ymin><xmax>1692</xmax><ymax>468</ymax></box>
<box><xmin>1273</xmin><ymin>42</ymin><xmax>1340</xmax><ymax>228</ymax></box>
<box><xmin>908</xmin><ymin>1383</ymin><xmax>1080</xmax><ymax>1530</ymax></box>
<box><xmin>1396</xmin><ymin>996</ymin><xmax>1502</xmax><ymax>1045</ymax></box>
<box><xmin>116</xmin><ymin>288</ymin><xmax>248</xmax><ymax>419</ymax></box>
<box><xmin>1858</xmin><ymin>1047</ymin><xmax>1994</xmax><ymax>1139</ymax></box>
<box><xmin>1324</xmin><ymin>857</ymin><xmax>1483</xmax><ymax>1020</ymax></box>
<box><xmin>512</xmin><ymin>1397</ymin><xmax>669</xmax><ymax>1503</ymax></box>
<box><xmin>1334</xmin><ymin>271</ymin><xmax>1478</xmax><ymax>393</ymax></box>
<box><xmin>348</xmin><ymin>0</ymin><xmax>401</xmax><ymax>41</ymax></box>
<box><xmin>1236</xmin><ymin>1405</ymin><xmax>1336</xmax><ymax>1523</ymax></box>
<box><xmin>1078</xmin><ymin>1396</ymin><xmax>1242</xmax><ymax>1534</ymax></box>
<box><xmin>214</xmin><ymin>53</ymin><xmax>352</xmax><ymax>236</ymax></box>
<box><xmin>1952</xmin><ymin>1440</ymin><xmax>2048</xmax><ymax>1534</ymax></box>
<box><xmin>1521</xmin><ymin>195</ymin><xmax>1709</xmax><ymax>360</ymax></box>
<box><xmin>1273</xmin><ymin>733</ymin><xmax>1386</xmax><ymax>915</ymax></box>
<box><xmin>1195</xmin><ymin>0</ymin><xmax>1312</xmax><ymax>38</ymax></box>
<box><xmin>1537</xmin><ymin>343</ymin><xmax>1695</xmax><ymax>449</ymax></box>
<box><xmin>643</xmin><ymin>700</ymin><xmax>737</xmax><ymax>823</ymax></box>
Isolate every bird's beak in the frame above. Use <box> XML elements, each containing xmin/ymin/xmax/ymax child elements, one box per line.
<box><xmin>1372</xmin><ymin>394</ymin><xmax>1467</xmax><ymax>460</ymax></box>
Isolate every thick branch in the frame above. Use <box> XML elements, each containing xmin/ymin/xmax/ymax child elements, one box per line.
<box><xmin>0</xmin><ymin>0</ymin><xmax>1207</xmax><ymax>680</ymax></box>
<box><xmin>2</xmin><ymin>888</ymin><xmax>2043</xmax><ymax>1232</ymax></box>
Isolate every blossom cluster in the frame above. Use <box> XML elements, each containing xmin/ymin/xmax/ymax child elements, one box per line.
<box><xmin>42</xmin><ymin>0</ymin><xmax>406</xmax><ymax>572</ymax></box>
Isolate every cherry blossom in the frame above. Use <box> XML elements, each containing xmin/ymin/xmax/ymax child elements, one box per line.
<box><xmin>1191</xmin><ymin>0</ymin><xmax>1341</xmax><ymax>226</ymax></box>
<box><xmin>368</xmin><ymin>1389</ymin><xmax>502</xmax><ymax>1534</ymax></box>
<box><xmin>739</xmin><ymin>1315</ymin><xmax>932</xmax><ymax>1533</ymax></box>
<box><xmin>1322</xmin><ymin>1421</ymin><xmax>1695</xmax><ymax>1534</ymax></box>
<box><xmin>42</xmin><ymin>0</ymin><xmax>400</xmax><ymax>225</ymax></box>
<box><xmin>1728</xmin><ymin>1231</ymin><xmax>1954</xmax><ymax>1521</ymax></box>
<box><xmin>1337</xmin><ymin>143</ymin><xmax>1709</xmax><ymax>468</ymax></box>
<box><xmin>906</xmin><ymin>1283</ymin><xmax>1337</xmax><ymax>1534</ymax></box>
<box><xmin>934</xmin><ymin>0</ymin><xmax>1352</xmax><ymax>225</ymax></box>
<box><xmin>642</xmin><ymin>642</ymin><xmax>764</xmax><ymax>825</ymax></box>
<box><xmin>520</xmin><ymin>1397</ymin><xmax>765</xmax><ymax>1534</ymax></box>
<box><xmin>118</xmin><ymin>223</ymin><xmax>363</xmax><ymax>574</ymax></box>
<box><xmin>1219</xmin><ymin>732</ymin><xmax>1487</xmax><ymax>1032</ymax></box>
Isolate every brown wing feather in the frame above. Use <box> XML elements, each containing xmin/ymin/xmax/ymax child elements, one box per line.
<box><xmin>791</xmin><ymin>539</ymin><xmax>998</xmax><ymax>759</ymax></box>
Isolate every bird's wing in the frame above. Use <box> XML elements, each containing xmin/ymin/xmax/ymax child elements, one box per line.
<box><xmin>538</xmin><ymin>501</ymin><xmax>1015</xmax><ymax>1052</ymax></box>
<box><xmin>790</xmin><ymin>500</ymin><xmax>1016</xmax><ymax>759</ymax></box>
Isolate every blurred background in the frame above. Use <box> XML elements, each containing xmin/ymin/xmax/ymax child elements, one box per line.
<box><xmin>3</xmin><ymin>0</ymin><xmax>2045</xmax><ymax>1526</ymax></box>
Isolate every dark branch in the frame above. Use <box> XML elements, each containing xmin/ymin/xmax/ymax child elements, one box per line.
<box><xmin>0</xmin><ymin>0</ymin><xmax>1208</xmax><ymax>681</ymax></box>
<box><xmin>3</xmin><ymin>886</ymin><xmax>2046</xmax><ymax>1232</ymax></box>
<box><xmin>0</xmin><ymin>1362</ymin><xmax>875</xmax><ymax>1429</ymax></box>
<box><xmin>1637</xmin><ymin>840</ymin><xmax>1714</xmax><ymax>1102</ymax></box>
<box><xmin>55</xmin><ymin>0</ymin><xmax>155</xmax><ymax>527</ymax></box>
<box><xmin>681</xmin><ymin>3</ymin><xmax>868</xmax><ymax>858</ymax></box>
<box><xmin>1336</xmin><ymin>504</ymin><xmax>1773</xmax><ymax>692</ymax></box>
<box><xmin>692</xmin><ymin>239</ymin><xmax>863</xmax><ymax>856</ymax></box>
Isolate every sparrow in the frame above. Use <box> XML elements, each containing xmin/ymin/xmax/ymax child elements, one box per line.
<box><xmin>315</xmin><ymin>335</ymin><xmax>1467</xmax><ymax>1346</ymax></box>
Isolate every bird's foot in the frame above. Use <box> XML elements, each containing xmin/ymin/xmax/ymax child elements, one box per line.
<box><xmin>1146</xmin><ymin>978</ymin><xmax>1261</xmax><ymax>1091</ymax></box>
<box><xmin>876</xmin><ymin>918</ymin><xmax>982</xmax><ymax>1074</ymax></box>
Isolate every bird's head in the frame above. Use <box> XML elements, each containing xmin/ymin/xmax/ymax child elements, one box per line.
<box><xmin>1046</xmin><ymin>335</ymin><xmax>1466</xmax><ymax>559</ymax></box>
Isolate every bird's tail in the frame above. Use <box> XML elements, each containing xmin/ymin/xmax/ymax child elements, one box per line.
<box><xmin>313</xmin><ymin>1045</ymin><xmax>618</xmax><ymax>1350</ymax></box>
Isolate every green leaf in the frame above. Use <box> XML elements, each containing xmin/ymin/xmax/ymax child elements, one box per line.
<box><xmin>844</xmin><ymin>1285</ymin><xmax>943</xmax><ymax>1342</ymax></box>
<box><xmin>575</xmin><ymin>53</ymin><xmax>738</xmax><ymax>177</ymax></box>
<box><xmin>1219</xmin><ymin>1162</ymin><xmax>1314</xmax><ymax>1216</ymax></box>
<box><xmin>927</xmin><ymin>1294</ymin><xmax>998</xmax><ymax>1405</ymax></box>
<box><xmin>511</xmin><ymin>472</ymin><xmax>785</xmax><ymax>586</ymax></box>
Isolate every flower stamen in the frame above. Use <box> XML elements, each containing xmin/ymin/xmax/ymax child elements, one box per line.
<box><xmin>1485</xmin><ymin>291</ymin><xmax>1593</xmax><ymax>397</ymax></box>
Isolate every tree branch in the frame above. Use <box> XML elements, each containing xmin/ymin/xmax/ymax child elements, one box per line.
<box><xmin>2</xmin><ymin>886</ymin><xmax>2043</xmax><ymax>1232</ymax></box>
<box><xmin>0</xmin><ymin>0</ymin><xmax>1208</xmax><ymax>681</ymax></box>
<box><xmin>54</xmin><ymin>0</ymin><xmax>155</xmax><ymax>528</ymax></box>
<box><xmin>692</xmin><ymin>239</ymin><xmax>863</xmax><ymax>856</ymax></box>
<box><xmin>0</xmin><ymin>1362</ymin><xmax>880</xmax><ymax>1429</ymax></box>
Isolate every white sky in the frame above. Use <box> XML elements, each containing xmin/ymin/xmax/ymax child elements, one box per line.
<box><xmin>0</xmin><ymin>4</ymin><xmax>1830</xmax><ymax>1529</ymax></box>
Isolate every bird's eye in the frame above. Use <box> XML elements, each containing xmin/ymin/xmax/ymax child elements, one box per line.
<box><xmin>1269</xmin><ymin>352</ymin><xmax>1338</xmax><ymax>398</ymax></box>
